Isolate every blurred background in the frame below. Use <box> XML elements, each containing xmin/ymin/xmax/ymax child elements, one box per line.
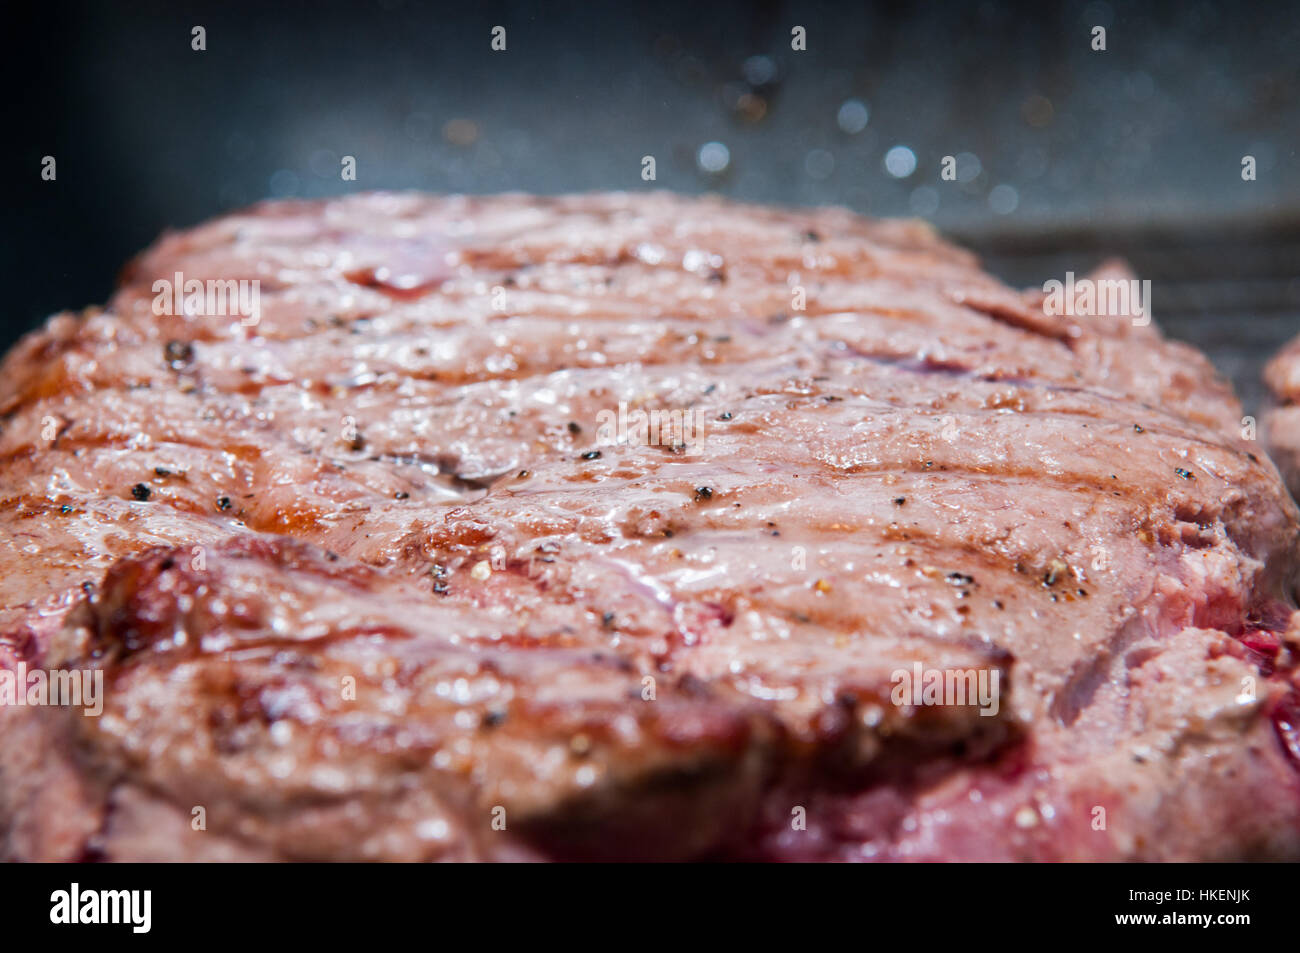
<box><xmin>7</xmin><ymin>0</ymin><xmax>1300</xmax><ymax>408</ymax></box>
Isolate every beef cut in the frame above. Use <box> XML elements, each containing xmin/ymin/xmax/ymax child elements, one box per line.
<box><xmin>1</xmin><ymin>193</ymin><xmax>1298</xmax><ymax>861</ymax></box>
<box><xmin>1265</xmin><ymin>334</ymin><xmax>1300</xmax><ymax>501</ymax></box>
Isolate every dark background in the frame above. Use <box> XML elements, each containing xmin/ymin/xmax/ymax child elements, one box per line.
<box><xmin>7</xmin><ymin>0</ymin><xmax>1300</xmax><ymax>408</ymax></box>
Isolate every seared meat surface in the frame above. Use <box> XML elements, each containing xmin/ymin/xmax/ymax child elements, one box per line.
<box><xmin>2</xmin><ymin>193</ymin><xmax>1298</xmax><ymax>860</ymax></box>
<box><xmin>1265</xmin><ymin>334</ymin><xmax>1300</xmax><ymax>502</ymax></box>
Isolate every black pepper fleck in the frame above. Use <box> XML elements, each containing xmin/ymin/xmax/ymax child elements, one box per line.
<box><xmin>130</xmin><ymin>483</ymin><xmax>151</xmax><ymax>501</ymax></box>
<box><xmin>581</xmin><ymin>450</ymin><xmax>602</xmax><ymax>460</ymax></box>
<box><xmin>164</xmin><ymin>340</ymin><xmax>193</xmax><ymax>368</ymax></box>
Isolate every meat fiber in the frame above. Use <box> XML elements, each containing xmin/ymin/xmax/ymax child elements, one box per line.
<box><xmin>1</xmin><ymin>193</ymin><xmax>1298</xmax><ymax>861</ymax></box>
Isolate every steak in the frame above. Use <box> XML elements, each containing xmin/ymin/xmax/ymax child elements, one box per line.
<box><xmin>2</xmin><ymin>192</ymin><xmax>1298</xmax><ymax>861</ymax></box>
<box><xmin>1265</xmin><ymin>333</ymin><xmax>1300</xmax><ymax>501</ymax></box>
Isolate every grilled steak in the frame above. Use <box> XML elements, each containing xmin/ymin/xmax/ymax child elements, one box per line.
<box><xmin>2</xmin><ymin>192</ymin><xmax>1298</xmax><ymax>861</ymax></box>
<box><xmin>1265</xmin><ymin>334</ymin><xmax>1300</xmax><ymax>501</ymax></box>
